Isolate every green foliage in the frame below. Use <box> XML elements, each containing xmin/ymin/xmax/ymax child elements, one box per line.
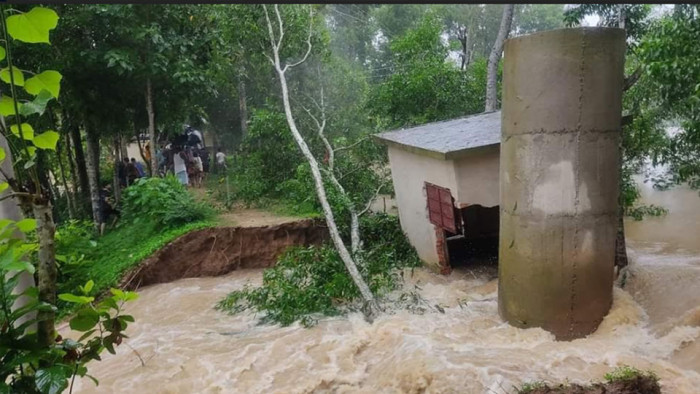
<box><xmin>638</xmin><ymin>10</ymin><xmax>700</xmax><ymax>190</ymax></box>
<box><xmin>56</xmin><ymin>219</ymin><xmax>212</xmax><ymax>317</ymax></box>
<box><xmin>0</xmin><ymin>6</ymin><xmax>62</xmax><ymax>181</ymax></box>
<box><xmin>604</xmin><ymin>365</ymin><xmax>659</xmax><ymax>384</ymax></box>
<box><xmin>6</xmin><ymin>7</ymin><xmax>59</xmax><ymax>44</ymax></box>
<box><xmin>564</xmin><ymin>4</ymin><xmax>653</xmax><ymax>44</ymax></box>
<box><xmin>368</xmin><ymin>14</ymin><xmax>486</xmax><ymax>128</ymax></box>
<box><xmin>228</xmin><ymin>108</ymin><xmax>300</xmax><ymax>203</ymax></box>
<box><xmin>216</xmin><ymin>213</ymin><xmax>421</xmax><ymax>326</ymax></box>
<box><xmin>121</xmin><ymin>176</ymin><xmax>214</xmax><ymax>228</ymax></box>
<box><xmin>1</xmin><ymin>218</ymin><xmax>138</xmax><ymax>393</ymax></box>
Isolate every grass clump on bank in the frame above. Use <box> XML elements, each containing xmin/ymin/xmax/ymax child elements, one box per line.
<box><xmin>56</xmin><ymin>176</ymin><xmax>215</xmax><ymax>317</ymax></box>
<box><xmin>517</xmin><ymin>365</ymin><xmax>660</xmax><ymax>394</ymax></box>
<box><xmin>216</xmin><ymin>213</ymin><xmax>422</xmax><ymax>327</ymax></box>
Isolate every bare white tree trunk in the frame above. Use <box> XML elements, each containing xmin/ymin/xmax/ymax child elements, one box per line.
<box><xmin>302</xmin><ymin>89</ymin><xmax>366</xmax><ymax>254</ymax></box>
<box><xmin>485</xmin><ymin>4</ymin><xmax>514</xmax><ymax>112</ymax></box>
<box><xmin>263</xmin><ymin>5</ymin><xmax>376</xmax><ymax>306</ymax></box>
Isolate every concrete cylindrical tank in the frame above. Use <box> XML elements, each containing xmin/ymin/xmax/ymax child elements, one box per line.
<box><xmin>498</xmin><ymin>28</ymin><xmax>626</xmax><ymax>340</ymax></box>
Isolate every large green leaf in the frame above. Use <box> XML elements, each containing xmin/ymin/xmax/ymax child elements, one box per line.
<box><xmin>24</xmin><ymin>71</ymin><xmax>62</xmax><ymax>98</ymax></box>
<box><xmin>3</xmin><ymin>260</ymin><xmax>35</xmax><ymax>274</ymax></box>
<box><xmin>83</xmin><ymin>280</ymin><xmax>94</xmax><ymax>294</ymax></box>
<box><xmin>0</xmin><ymin>147</ymin><xmax>5</xmax><ymax>161</ymax></box>
<box><xmin>35</xmin><ymin>366</ymin><xmax>69</xmax><ymax>394</ymax></box>
<box><xmin>6</xmin><ymin>7</ymin><xmax>59</xmax><ymax>44</ymax></box>
<box><xmin>69</xmin><ymin>309</ymin><xmax>99</xmax><ymax>331</ymax></box>
<box><xmin>0</xmin><ymin>46</ymin><xmax>5</xmax><ymax>62</ymax></box>
<box><xmin>10</xmin><ymin>123</ymin><xmax>34</xmax><ymax>140</ymax></box>
<box><xmin>16</xmin><ymin>218</ymin><xmax>37</xmax><ymax>233</ymax></box>
<box><xmin>0</xmin><ymin>67</ymin><xmax>25</xmax><ymax>86</ymax></box>
<box><xmin>19</xmin><ymin>90</ymin><xmax>53</xmax><ymax>116</ymax></box>
<box><xmin>0</xmin><ymin>95</ymin><xmax>21</xmax><ymax>117</ymax></box>
<box><xmin>0</xmin><ymin>183</ymin><xmax>8</xmax><ymax>193</ymax></box>
<box><xmin>58</xmin><ymin>293</ymin><xmax>94</xmax><ymax>304</ymax></box>
<box><xmin>32</xmin><ymin>130</ymin><xmax>59</xmax><ymax>150</ymax></box>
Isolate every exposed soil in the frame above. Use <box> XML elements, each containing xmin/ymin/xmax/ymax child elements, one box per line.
<box><xmin>525</xmin><ymin>375</ymin><xmax>661</xmax><ymax>394</ymax></box>
<box><xmin>120</xmin><ymin>219</ymin><xmax>328</xmax><ymax>289</ymax></box>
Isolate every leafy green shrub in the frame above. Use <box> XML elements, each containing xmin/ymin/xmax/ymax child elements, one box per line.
<box><xmin>626</xmin><ymin>204</ymin><xmax>668</xmax><ymax>221</ymax></box>
<box><xmin>229</xmin><ymin>109</ymin><xmax>302</xmax><ymax>204</ymax></box>
<box><xmin>56</xmin><ymin>220</ymin><xmax>95</xmax><ymax>251</ymax></box>
<box><xmin>216</xmin><ymin>213</ymin><xmax>421</xmax><ymax>326</ymax></box>
<box><xmin>1</xmin><ymin>218</ymin><xmax>139</xmax><ymax>394</ymax></box>
<box><xmin>121</xmin><ymin>176</ymin><xmax>214</xmax><ymax>228</ymax></box>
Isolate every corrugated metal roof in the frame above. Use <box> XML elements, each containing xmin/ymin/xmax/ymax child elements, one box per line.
<box><xmin>374</xmin><ymin>111</ymin><xmax>501</xmax><ymax>160</ymax></box>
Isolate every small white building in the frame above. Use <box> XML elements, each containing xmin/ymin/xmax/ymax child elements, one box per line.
<box><xmin>375</xmin><ymin>111</ymin><xmax>502</xmax><ymax>274</ymax></box>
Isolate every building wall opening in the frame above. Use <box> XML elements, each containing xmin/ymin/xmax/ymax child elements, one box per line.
<box><xmin>446</xmin><ymin>205</ymin><xmax>499</xmax><ymax>269</ymax></box>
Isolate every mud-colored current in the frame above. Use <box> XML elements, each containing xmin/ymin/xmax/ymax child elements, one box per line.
<box><xmin>67</xmin><ymin>177</ymin><xmax>700</xmax><ymax>393</ymax></box>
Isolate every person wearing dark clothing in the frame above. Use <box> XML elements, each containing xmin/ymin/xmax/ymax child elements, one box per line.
<box><xmin>131</xmin><ymin>158</ymin><xmax>146</xmax><ymax>178</ymax></box>
<box><xmin>126</xmin><ymin>158</ymin><xmax>139</xmax><ymax>185</ymax></box>
<box><xmin>99</xmin><ymin>185</ymin><xmax>120</xmax><ymax>235</ymax></box>
<box><xmin>117</xmin><ymin>159</ymin><xmax>127</xmax><ymax>188</ymax></box>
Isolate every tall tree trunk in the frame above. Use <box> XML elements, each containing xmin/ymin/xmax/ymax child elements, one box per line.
<box><xmin>458</xmin><ymin>26</ymin><xmax>468</xmax><ymax>71</ymax></box>
<box><xmin>64</xmin><ymin>132</ymin><xmax>80</xmax><ymax>218</ymax></box>
<box><xmin>264</xmin><ymin>5</ymin><xmax>376</xmax><ymax>309</ymax></box>
<box><xmin>145</xmin><ymin>78</ymin><xmax>157</xmax><ymax>176</ymax></box>
<box><xmin>35</xmin><ymin>152</ymin><xmax>54</xmax><ymax>205</ymax></box>
<box><xmin>84</xmin><ymin>125</ymin><xmax>101</xmax><ymax>230</ymax></box>
<box><xmin>238</xmin><ymin>73</ymin><xmax>248</xmax><ymax>139</ymax></box>
<box><xmin>0</xmin><ymin>134</ymin><xmax>36</xmax><ymax>332</ymax></box>
<box><xmin>112</xmin><ymin>137</ymin><xmax>122</xmax><ymax>204</ymax></box>
<box><xmin>70</xmin><ymin>123</ymin><xmax>90</xmax><ymax>215</ymax></box>
<box><xmin>485</xmin><ymin>4</ymin><xmax>514</xmax><ymax>112</ymax></box>
<box><xmin>119</xmin><ymin>133</ymin><xmax>129</xmax><ymax>161</ymax></box>
<box><xmin>134</xmin><ymin>125</ymin><xmax>148</xmax><ymax>170</ymax></box>
<box><xmin>615</xmin><ymin>4</ymin><xmax>629</xmax><ymax>272</ymax></box>
<box><xmin>55</xmin><ymin>139</ymin><xmax>75</xmax><ymax>219</ymax></box>
<box><xmin>33</xmin><ymin>202</ymin><xmax>56</xmax><ymax>347</ymax></box>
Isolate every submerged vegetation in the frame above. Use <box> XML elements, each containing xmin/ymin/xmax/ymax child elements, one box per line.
<box><xmin>518</xmin><ymin>366</ymin><xmax>661</xmax><ymax>394</ymax></box>
<box><xmin>216</xmin><ymin>213</ymin><xmax>422</xmax><ymax>326</ymax></box>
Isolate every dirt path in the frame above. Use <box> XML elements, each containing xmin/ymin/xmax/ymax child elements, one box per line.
<box><xmin>189</xmin><ymin>185</ymin><xmax>311</xmax><ymax>227</ymax></box>
<box><xmin>216</xmin><ymin>209</ymin><xmax>305</xmax><ymax>228</ymax></box>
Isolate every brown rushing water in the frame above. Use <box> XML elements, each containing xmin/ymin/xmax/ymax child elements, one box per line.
<box><xmin>66</xmin><ymin>178</ymin><xmax>700</xmax><ymax>394</ymax></box>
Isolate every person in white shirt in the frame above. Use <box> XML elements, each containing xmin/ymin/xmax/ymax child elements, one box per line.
<box><xmin>215</xmin><ymin>148</ymin><xmax>227</xmax><ymax>174</ymax></box>
<box><xmin>173</xmin><ymin>146</ymin><xmax>189</xmax><ymax>186</ymax></box>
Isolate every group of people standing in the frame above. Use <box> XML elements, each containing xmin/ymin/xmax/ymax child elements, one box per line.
<box><xmin>117</xmin><ymin>157</ymin><xmax>147</xmax><ymax>188</ymax></box>
<box><xmin>162</xmin><ymin>144</ymin><xmax>207</xmax><ymax>188</ymax></box>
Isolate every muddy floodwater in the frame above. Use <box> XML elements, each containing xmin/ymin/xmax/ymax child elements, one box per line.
<box><xmin>67</xmin><ymin>178</ymin><xmax>700</xmax><ymax>393</ymax></box>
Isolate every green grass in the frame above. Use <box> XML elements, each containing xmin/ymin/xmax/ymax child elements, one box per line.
<box><xmin>56</xmin><ymin>220</ymin><xmax>213</xmax><ymax>318</ymax></box>
<box><xmin>604</xmin><ymin>365</ymin><xmax>658</xmax><ymax>383</ymax></box>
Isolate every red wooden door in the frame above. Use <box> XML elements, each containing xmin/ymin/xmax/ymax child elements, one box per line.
<box><xmin>425</xmin><ymin>182</ymin><xmax>459</xmax><ymax>234</ymax></box>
